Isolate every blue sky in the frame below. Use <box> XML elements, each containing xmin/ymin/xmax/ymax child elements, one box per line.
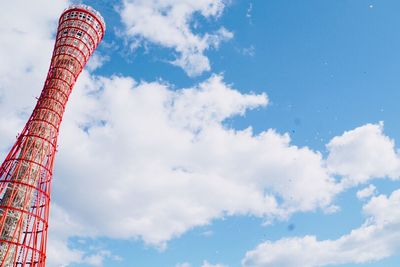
<box><xmin>2</xmin><ymin>0</ymin><xmax>400</xmax><ymax>266</ymax></box>
<box><xmin>92</xmin><ymin>0</ymin><xmax>400</xmax><ymax>147</ymax></box>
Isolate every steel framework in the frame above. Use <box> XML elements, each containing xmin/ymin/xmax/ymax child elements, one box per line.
<box><xmin>0</xmin><ymin>5</ymin><xmax>105</xmax><ymax>266</ymax></box>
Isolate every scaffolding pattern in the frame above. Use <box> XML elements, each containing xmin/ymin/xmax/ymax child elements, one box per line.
<box><xmin>0</xmin><ymin>5</ymin><xmax>105</xmax><ymax>266</ymax></box>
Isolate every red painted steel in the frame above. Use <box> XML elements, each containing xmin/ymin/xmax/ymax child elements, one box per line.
<box><xmin>0</xmin><ymin>5</ymin><xmax>105</xmax><ymax>266</ymax></box>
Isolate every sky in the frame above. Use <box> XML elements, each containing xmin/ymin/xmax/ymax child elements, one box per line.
<box><xmin>2</xmin><ymin>0</ymin><xmax>400</xmax><ymax>266</ymax></box>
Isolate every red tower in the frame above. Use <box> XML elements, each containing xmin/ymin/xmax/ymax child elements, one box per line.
<box><xmin>0</xmin><ymin>5</ymin><xmax>105</xmax><ymax>266</ymax></box>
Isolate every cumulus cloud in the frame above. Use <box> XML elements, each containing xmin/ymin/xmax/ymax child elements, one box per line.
<box><xmin>119</xmin><ymin>0</ymin><xmax>233</xmax><ymax>76</ymax></box>
<box><xmin>46</xmin><ymin>204</ymin><xmax>85</xmax><ymax>267</ymax></box>
<box><xmin>242</xmin><ymin>189</ymin><xmax>400</xmax><ymax>267</ymax></box>
<box><xmin>327</xmin><ymin>122</ymin><xmax>400</xmax><ymax>186</ymax></box>
<box><xmin>53</xmin><ymin>73</ymin><xmax>342</xmax><ymax>248</ymax></box>
<box><xmin>47</xmin><ymin>204</ymin><xmax>121</xmax><ymax>267</ymax></box>
<box><xmin>3</xmin><ymin>1</ymin><xmax>400</xmax><ymax>267</ymax></box>
<box><xmin>357</xmin><ymin>184</ymin><xmax>377</xmax><ymax>200</ymax></box>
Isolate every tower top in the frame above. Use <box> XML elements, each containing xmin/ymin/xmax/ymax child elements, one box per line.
<box><xmin>63</xmin><ymin>4</ymin><xmax>106</xmax><ymax>33</ymax></box>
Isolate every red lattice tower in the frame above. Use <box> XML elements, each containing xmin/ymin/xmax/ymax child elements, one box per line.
<box><xmin>0</xmin><ymin>5</ymin><xmax>105</xmax><ymax>266</ymax></box>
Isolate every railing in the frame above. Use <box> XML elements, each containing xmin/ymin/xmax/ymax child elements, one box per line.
<box><xmin>64</xmin><ymin>4</ymin><xmax>106</xmax><ymax>31</ymax></box>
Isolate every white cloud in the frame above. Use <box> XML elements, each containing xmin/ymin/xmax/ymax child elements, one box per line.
<box><xmin>53</xmin><ymin>73</ymin><xmax>341</xmax><ymax>248</ymax></box>
<box><xmin>200</xmin><ymin>230</ymin><xmax>213</xmax><ymax>237</ymax></box>
<box><xmin>357</xmin><ymin>184</ymin><xmax>377</xmax><ymax>200</ymax></box>
<box><xmin>201</xmin><ymin>261</ymin><xmax>227</xmax><ymax>267</ymax></box>
<box><xmin>82</xmin><ymin>250</ymin><xmax>118</xmax><ymax>267</ymax></box>
<box><xmin>87</xmin><ymin>52</ymin><xmax>110</xmax><ymax>72</ymax></box>
<box><xmin>169</xmin><ymin>75</ymin><xmax>268</xmax><ymax>131</ymax></box>
<box><xmin>4</xmin><ymin>1</ymin><xmax>400</xmax><ymax>267</ymax></box>
<box><xmin>176</xmin><ymin>263</ymin><xmax>191</xmax><ymax>267</ymax></box>
<box><xmin>327</xmin><ymin>122</ymin><xmax>400</xmax><ymax>186</ymax></box>
<box><xmin>241</xmin><ymin>45</ymin><xmax>255</xmax><ymax>57</ymax></box>
<box><xmin>246</xmin><ymin>3</ymin><xmax>253</xmax><ymax>19</ymax></box>
<box><xmin>242</xmin><ymin>189</ymin><xmax>400</xmax><ymax>267</ymax></box>
<box><xmin>119</xmin><ymin>0</ymin><xmax>233</xmax><ymax>76</ymax></box>
<box><xmin>46</xmin><ymin>204</ymin><xmax>85</xmax><ymax>267</ymax></box>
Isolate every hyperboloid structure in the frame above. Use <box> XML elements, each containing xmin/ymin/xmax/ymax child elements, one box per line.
<box><xmin>0</xmin><ymin>5</ymin><xmax>105</xmax><ymax>266</ymax></box>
